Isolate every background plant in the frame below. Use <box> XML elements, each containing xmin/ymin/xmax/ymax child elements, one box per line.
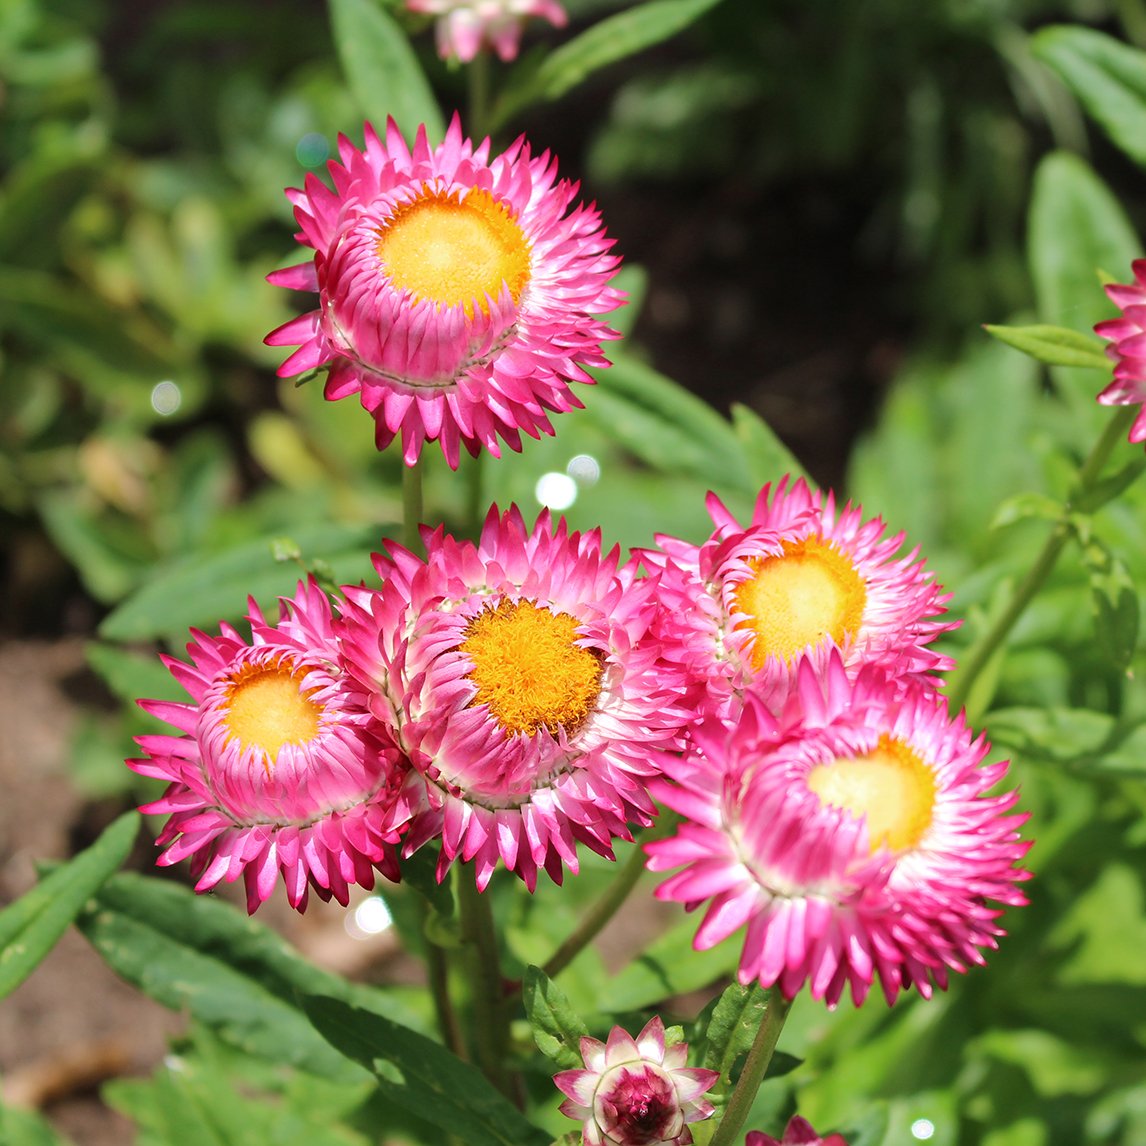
<box><xmin>3</xmin><ymin>1</ymin><xmax>1146</xmax><ymax>1144</ymax></box>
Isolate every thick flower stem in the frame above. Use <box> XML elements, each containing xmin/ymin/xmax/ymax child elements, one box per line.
<box><xmin>707</xmin><ymin>989</ymin><xmax>792</xmax><ymax>1146</ymax></box>
<box><xmin>542</xmin><ymin>818</ymin><xmax>676</xmax><ymax>981</ymax></box>
<box><xmin>457</xmin><ymin>873</ymin><xmax>513</xmax><ymax>1098</ymax></box>
<box><xmin>945</xmin><ymin>406</ymin><xmax>1139</xmax><ymax>717</ymax></box>
<box><xmin>402</xmin><ymin>462</ymin><xmax>425</xmax><ymax>555</ymax></box>
<box><xmin>468</xmin><ymin>51</ymin><xmax>492</xmax><ymax>141</ymax></box>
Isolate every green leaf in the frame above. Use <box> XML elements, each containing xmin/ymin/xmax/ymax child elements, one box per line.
<box><xmin>1033</xmin><ymin>26</ymin><xmax>1146</xmax><ymax>168</ymax></box>
<box><xmin>701</xmin><ymin>982</ymin><xmax>771</xmax><ymax>1086</ymax></box>
<box><xmin>0</xmin><ymin>1100</ymin><xmax>71</xmax><ymax>1146</ymax></box>
<box><xmin>584</xmin><ymin>354</ymin><xmax>753</xmax><ymax>493</ymax></box>
<box><xmin>729</xmin><ymin>403</ymin><xmax>810</xmax><ymax>486</ymax></box>
<box><xmin>86</xmin><ymin>641</ymin><xmax>186</xmax><ymax>711</ymax></box>
<box><xmin>1028</xmin><ymin>152</ymin><xmax>1139</xmax><ymax>341</ymax></box>
<box><xmin>0</xmin><ymin>811</ymin><xmax>138</xmax><ymax>999</ymax></box>
<box><xmin>328</xmin><ymin>0</ymin><xmax>443</xmax><ymax>143</ymax></box>
<box><xmin>982</xmin><ymin>323</ymin><xmax>1110</xmax><ymax>370</ymax></box>
<box><xmin>98</xmin><ymin>522</ymin><xmax>380</xmax><ymax>643</ymax></box>
<box><xmin>76</xmin><ymin>872</ymin><xmax>429</xmax><ymax>1080</ymax></box>
<box><xmin>1077</xmin><ymin>534</ymin><xmax>1139</xmax><ymax>670</ymax></box>
<box><xmin>523</xmin><ymin>965</ymin><xmax>590</xmax><ymax>1070</ymax></box>
<box><xmin>989</xmin><ymin>491</ymin><xmax>1062</xmax><ymax>531</ymax></box>
<box><xmin>987</xmin><ymin>705</ymin><xmax>1146</xmax><ymax>776</ymax></box>
<box><xmin>302</xmin><ymin>995</ymin><xmax>552</xmax><ymax>1146</ymax></box>
<box><xmin>494</xmin><ymin>0</ymin><xmax>726</xmax><ymax>127</ymax></box>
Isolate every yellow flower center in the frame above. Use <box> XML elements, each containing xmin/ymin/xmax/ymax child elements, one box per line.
<box><xmin>806</xmin><ymin>734</ymin><xmax>937</xmax><ymax>853</ymax></box>
<box><xmin>221</xmin><ymin>659</ymin><xmax>323</xmax><ymax>768</ymax></box>
<box><xmin>732</xmin><ymin>536</ymin><xmax>867</xmax><ymax>668</ymax></box>
<box><xmin>376</xmin><ymin>186</ymin><xmax>531</xmax><ymax>317</ymax></box>
<box><xmin>459</xmin><ymin>600</ymin><xmax>603</xmax><ymax>736</ymax></box>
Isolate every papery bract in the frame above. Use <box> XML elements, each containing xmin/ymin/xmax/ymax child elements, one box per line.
<box><xmin>745</xmin><ymin>1115</ymin><xmax>849</xmax><ymax>1146</ymax></box>
<box><xmin>645</xmin><ymin>654</ymin><xmax>1030</xmax><ymax>1007</ymax></box>
<box><xmin>266</xmin><ymin>116</ymin><xmax>622</xmax><ymax>468</ymax></box>
<box><xmin>1095</xmin><ymin>257</ymin><xmax>1146</xmax><ymax>445</ymax></box>
<box><xmin>340</xmin><ymin>506</ymin><xmax>689</xmax><ymax>890</ymax></box>
<box><xmin>128</xmin><ymin>580</ymin><xmax>409</xmax><ymax>913</ymax></box>
<box><xmin>554</xmin><ymin>1016</ymin><xmax>719</xmax><ymax>1146</ymax></box>
<box><xmin>406</xmin><ymin>0</ymin><xmax>567</xmax><ymax>62</ymax></box>
<box><xmin>645</xmin><ymin>476</ymin><xmax>954</xmax><ymax>717</ymax></box>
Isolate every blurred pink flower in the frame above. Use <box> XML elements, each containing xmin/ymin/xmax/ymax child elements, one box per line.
<box><xmin>266</xmin><ymin>116</ymin><xmax>621</xmax><ymax>468</ymax></box>
<box><xmin>555</xmin><ymin>1016</ymin><xmax>719</xmax><ymax>1146</ymax></box>
<box><xmin>746</xmin><ymin>1115</ymin><xmax>848</xmax><ymax>1145</ymax></box>
<box><xmin>339</xmin><ymin>506</ymin><xmax>689</xmax><ymax>890</ymax></box>
<box><xmin>407</xmin><ymin>0</ymin><xmax>567</xmax><ymax>62</ymax></box>
<box><xmin>644</xmin><ymin>477</ymin><xmax>954</xmax><ymax>718</ymax></box>
<box><xmin>1095</xmin><ymin>258</ymin><xmax>1146</xmax><ymax>444</ymax></box>
<box><xmin>645</xmin><ymin>654</ymin><xmax>1030</xmax><ymax>1007</ymax></box>
<box><xmin>129</xmin><ymin>580</ymin><xmax>409</xmax><ymax>913</ymax></box>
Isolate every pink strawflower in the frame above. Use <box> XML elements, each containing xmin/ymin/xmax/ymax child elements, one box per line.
<box><xmin>1095</xmin><ymin>258</ymin><xmax>1146</xmax><ymax>444</ymax></box>
<box><xmin>746</xmin><ymin>1116</ymin><xmax>848</xmax><ymax>1146</ymax></box>
<box><xmin>129</xmin><ymin>580</ymin><xmax>409</xmax><ymax>913</ymax></box>
<box><xmin>644</xmin><ymin>477</ymin><xmax>954</xmax><ymax>715</ymax></box>
<box><xmin>645</xmin><ymin>654</ymin><xmax>1030</xmax><ymax>1007</ymax></box>
<box><xmin>554</xmin><ymin>1016</ymin><xmax>719</xmax><ymax>1146</ymax></box>
<box><xmin>339</xmin><ymin>506</ymin><xmax>689</xmax><ymax>891</ymax></box>
<box><xmin>406</xmin><ymin>0</ymin><xmax>567</xmax><ymax>62</ymax></box>
<box><xmin>265</xmin><ymin>116</ymin><xmax>622</xmax><ymax>468</ymax></box>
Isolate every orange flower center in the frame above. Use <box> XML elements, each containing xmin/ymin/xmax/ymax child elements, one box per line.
<box><xmin>376</xmin><ymin>186</ymin><xmax>531</xmax><ymax>317</ymax></box>
<box><xmin>221</xmin><ymin>659</ymin><xmax>323</xmax><ymax>768</ymax></box>
<box><xmin>732</xmin><ymin>536</ymin><xmax>867</xmax><ymax>668</ymax></box>
<box><xmin>459</xmin><ymin>600</ymin><xmax>603</xmax><ymax>736</ymax></box>
<box><xmin>806</xmin><ymin>734</ymin><xmax>937</xmax><ymax>853</ymax></box>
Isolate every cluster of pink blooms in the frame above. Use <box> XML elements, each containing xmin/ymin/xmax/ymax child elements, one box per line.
<box><xmin>129</xmin><ymin>117</ymin><xmax>1035</xmax><ymax>1146</ymax></box>
<box><xmin>130</xmin><ymin>476</ymin><xmax>1030</xmax><ymax>989</ymax></box>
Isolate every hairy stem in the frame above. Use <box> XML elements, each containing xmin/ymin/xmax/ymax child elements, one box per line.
<box><xmin>945</xmin><ymin>406</ymin><xmax>1137</xmax><ymax>716</ymax></box>
<box><xmin>708</xmin><ymin>989</ymin><xmax>792</xmax><ymax>1146</ymax></box>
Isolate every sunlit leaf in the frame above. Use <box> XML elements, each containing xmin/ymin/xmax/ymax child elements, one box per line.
<box><xmin>0</xmin><ymin>812</ymin><xmax>138</xmax><ymax>999</ymax></box>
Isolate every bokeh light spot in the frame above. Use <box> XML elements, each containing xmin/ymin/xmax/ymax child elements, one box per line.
<box><xmin>151</xmin><ymin>380</ymin><xmax>181</xmax><ymax>416</ymax></box>
<box><xmin>535</xmin><ymin>471</ymin><xmax>577</xmax><ymax>510</ymax></box>
<box><xmin>567</xmin><ymin>453</ymin><xmax>600</xmax><ymax>485</ymax></box>
<box><xmin>910</xmin><ymin>1119</ymin><xmax>935</xmax><ymax>1141</ymax></box>
<box><xmin>296</xmin><ymin>132</ymin><xmax>330</xmax><ymax>168</ymax></box>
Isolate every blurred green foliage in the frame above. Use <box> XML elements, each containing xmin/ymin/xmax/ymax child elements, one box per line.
<box><xmin>5</xmin><ymin>0</ymin><xmax>1146</xmax><ymax>1144</ymax></box>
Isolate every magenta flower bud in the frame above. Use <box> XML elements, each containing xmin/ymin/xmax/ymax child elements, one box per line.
<box><xmin>746</xmin><ymin>1115</ymin><xmax>849</xmax><ymax>1145</ymax></box>
<box><xmin>554</xmin><ymin>1017</ymin><xmax>719</xmax><ymax>1146</ymax></box>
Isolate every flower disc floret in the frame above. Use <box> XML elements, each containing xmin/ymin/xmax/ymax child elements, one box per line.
<box><xmin>644</xmin><ymin>476</ymin><xmax>955</xmax><ymax>715</ymax></box>
<box><xmin>554</xmin><ymin>1016</ymin><xmax>719</xmax><ymax>1146</ymax></box>
<box><xmin>128</xmin><ymin>580</ymin><xmax>409</xmax><ymax>913</ymax></box>
<box><xmin>406</xmin><ymin>0</ymin><xmax>568</xmax><ymax>63</ymax></box>
<box><xmin>1095</xmin><ymin>258</ymin><xmax>1146</xmax><ymax>445</ymax></box>
<box><xmin>339</xmin><ymin>506</ymin><xmax>690</xmax><ymax>890</ymax></box>
<box><xmin>265</xmin><ymin>115</ymin><xmax>622</xmax><ymax>468</ymax></box>
<box><xmin>645</xmin><ymin>654</ymin><xmax>1031</xmax><ymax>1007</ymax></box>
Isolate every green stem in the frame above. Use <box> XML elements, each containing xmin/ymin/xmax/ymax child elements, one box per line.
<box><xmin>945</xmin><ymin>407</ymin><xmax>1137</xmax><ymax>716</ymax></box>
<box><xmin>542</xmin><ymin>819</ymin><xmax>676</xmax><ymax>981</ymax></box>
<box><xmin>402</xmin><ymin>462</ymin><xmax>425</xmax><ymax>555</ymax></box>
<box><xmin>708</xmin><ymin>989</ymin><xmax>792</xmax><ymax>1146</ymax></box>
<box><xmin>423</xmin><ymin>903</ymin><xmax>468</xmax><ymax>1061</ymax></box>
<box><xmin>457</xmin><ymin>871</ymin><xmax>513</xmax><ymax>1097</ymax></box>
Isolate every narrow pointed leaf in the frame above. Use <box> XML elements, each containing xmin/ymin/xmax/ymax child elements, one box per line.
<box><xmin>0</xmin><ymin>811</ymin><xmax>138</xmax><ymax>999</ymax></box>
<box><xmin>982</xmin><ymin>323</ymin><xmax>1110</xmax><ymax>370</ymax></box>
<box><xmin>76</xmin><ymin>872</ymin><xmax>428</xmax><ymax>1080</ymax></box>
<box><xmin>494</xmin><ymin>0</ymin><xmax>726</xmax><ymax>127</ymax></box>
<box><xmin>329</xmin><ymin>0</ymin><xmax>443</xmax><ymax>142</ymax></box>
<box><xmin>302</xmin><ymin>995</ymin><xmax>552</xmax><ymax>1146</ymax></box>
<box><xmin>1033</xmin><ymin>26</ymin><xmax>1146</xmax><ymax>168</ymax></box>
